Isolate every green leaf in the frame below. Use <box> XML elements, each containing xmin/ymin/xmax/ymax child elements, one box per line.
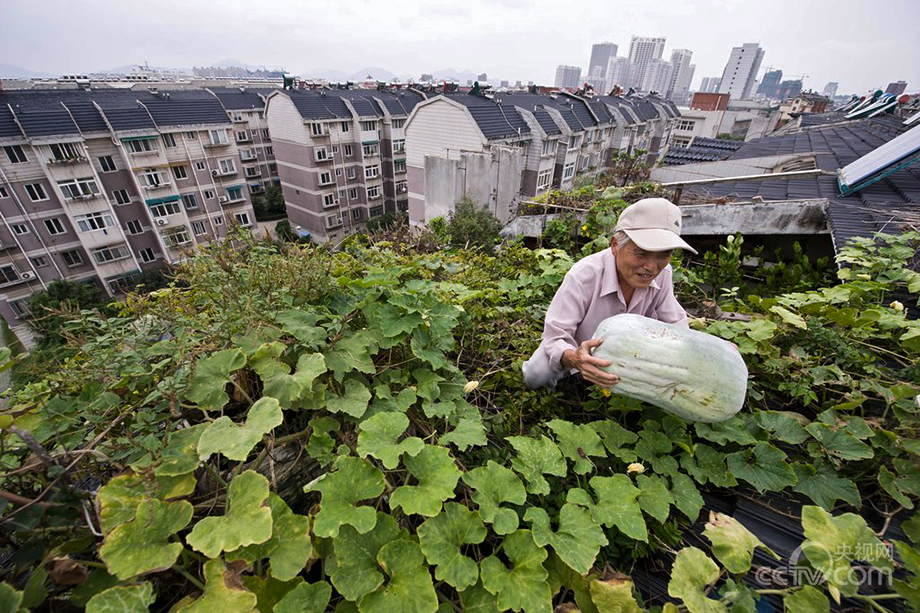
<box><xmin>99</xmin><ymin>499</ymin><xmax>192</xmax><ymax>580</ymax></box>
<box><xmin>587</xmin><ymin>475</ymin><xmax>647</xmax><ymax>542</ymax></box>
<box><xmin>792</xmin><ymin>463</ymin><xmax>860</xmax><ymax>510</ymax></box>
<box><xmin>681</xmin><ymin>444</ymin><xmax>737</xmax><ymax>488</ymax></box>
<box><xmin>879</xmin><ymin>465</ymin><xmax>914</xmax><ymax>509</ymax></box>
<box><xmin>667</xmin><ymin>547</ymin><xmax>726</xmax><ymax>613</ymax></box>
<box><xmin>726</xmin><ymin>442</ymin><xmax>797</xmax><ymax>493</ymax></box>
<box><xmin>548</xmin><ymin>419</ymin><xmax>606</xmax><ymax>474</ymax></box>
<box><xmin>459</xmin><ymin>582</ymin><xmax>500</xmax><ymax>613</ymax></box>
<box><xmin>418</xmin><ymin>502</ymin><xmax>487</xmax><ymax>590</ymax></box>
<box><xmin>480</xmin><ymin>530</ymin><xmax>552</xmax><ymax>613</ymax></box>
<box><xmin>524</xmin><ymin>503</ymin><xmax>607</xmax><ymax>575</ymax></box>
<box><xmin>507</xmin><ymin>435</ymin><xmax>568</xmax><ymax>495</ymax></box>
<box><xmin>0</xmin><ymin>583</ymin><xmax>23</xmax><ymax>613</ymax></box>
<box><xmin>325</xmin><ymin>330</ymin><xmax>378</xmax><ymax>380</ymax></box>
<box><xmin>175</xmin><ymin>559</ymin><xmax>258</xmax><ymax>613</ymax></box>
<box><xmin>770</xmin><ymin>305</ymin><xmax>807</xmax><ymax>329</ymax></box>
<box><xmin>356</xmin><ymin>411</ymin><xmax>425</xmax><ymax>469</ymax></box>
<box><xmin>462</xmin><ymin>460</ymin><xmax>527</xmax><ymax>535</ymax></box>
<box><xmin>588</xmin><ymin>574</ymin><xmax>643</xmax><ymax>613</ymax></box>
<box><xmin>304</xmin><ymin>455</ymin><xmax>385</xmax><ymax>537</ymax></box>
<box><xmin>744</xmin><ymin>318</ymin><xmax>777</xmax><ymax>341</ymax></box>
<box><xmin>329</xmin><ymin>512</ymin><xmax>407</xmax><ymax>600</ymax></box>
<box><xmin>670</xmin><ymin>472</ymin><xmax>704</xmax><ymax>521</ymax></box>
<box><xmin>263</xmin><ymin>352</ymin><xmax>327</xmax><ymax>407</ymax></box>
<box><xmin>783</xmin><ymin>586</ymin><xmax>829</xmax><ymax>612</ymax></box>
<box><xmin>591</xmin><ymin>420</ymin><xmax>638</xmax><ymax>463</ymax></box>
<box><xmin>805</xmin><ymin>422</ymin><xmax>874</xmax><ymax>461</ymax></box>
<box><xmin>231</xmin><ymin>494</ymin><xmax>312</xmax><ymax>581</ymax></box>
<box><xmin>800</xmin><ymin>505</ymin><xmax>893</xmax><ymax>601</ymax></box>
<box><xmin>390</xmin><ymin>445</ymin><xmax>461</xmax><ymax>517</ymax></box>
<box><xmin>86</xmin><ymin>582</ymin><xmax>155</xmax><ymax>613</ymax></box>
<box><xmin>703</xmin><ymin>512</ymin><xmax>778</xmax><ymax>574</ymax></box>
<box><xmin>357</xmin><ymin>539</ymin><xmax>438</xmax><ymax>613</ymax></box>
<box><xmin>695</xmin><ymin>416</ymin><xmax>758</xmax><ymax>446</ymax></box>
<box><xmin>275</xmin><ymin>310</ymin><xmax>327</xmax><ymax>346</ymax></box>
<box><xmin>756</xmin><ymin>411</ymin><xmax>810</xmax><ymax>445</ymax></box>
<box><xmin>184</xmin><ymin>348</ymin><xmax>246</xmax><ymax>410</ymax></box>
<box><xmin>249</xmin><ymin>341</ymin><xmax>289</xmax><ymax>379</ymax></box>
<box><xmin>636</xmin><ymin>474</ymin><xmax>673</xmax><ymax>523</ymax></box>
<box><xmin>439</xmin><ymin>415</ymin><xmax>487</xmax><ymax>451</ymax></box>
<box><xmin>305</xmin><ymin>416</ymin><xmax>339</xmax><ymax>466</ymax></box>
<box><xmin>273</xmin><ymin>581</ymin><xmax>331</xmax><ymax>613</ymax></box>
<box><xmin>155</xmin><ymin>424</ymin><xmax>206</xmax><ymax>477</ymax></box>
<box><xmin>197</xmin><ymin>397</ymin><xmax>283</xmax><ymax>462</ymax></box>
<box><xmin>903</xmin><ymin>513</ymin><xmax>920</xmax><ymax>543</ymax></box>
<box><xmin>718</xmin><ymin>578</ymin><xmax>758</xmax><ymax>613</ymax></box>
<box><xmin>186</xmin><ymin>470</ymin><xmax>273</xmax><ymax>558</ymax></box>
<box><xmin>96</xmin><ymin>472</ymin><xmax>195</xmax><ymax>534</ymax></box>
<box><xmin>241</xmin><ymin>575</ymin><xmax>300</xmax><ymax>613</ymax></box>
<box><xmin>326</xmin><ymin>378</ymin><xmax>372</xmax><ymax>418</ymax></box>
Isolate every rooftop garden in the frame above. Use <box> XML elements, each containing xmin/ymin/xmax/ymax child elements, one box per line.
<box><xmin>0</xmin><ymin>182</ymin><xmax>918</xmax><ymax>612</ymax></box>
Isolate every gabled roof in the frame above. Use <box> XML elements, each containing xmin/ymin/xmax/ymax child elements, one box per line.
<box><xmin>489</xmin><ymin>93</ymin><xmax>562</xmax><ymax>136</ymax></box>
<box><xmin>661</xmin><ymin>138</ymin><xmax>744</xmax><ymax>165</ymax></box>
<box><xmin>287</xmin><ymin>91</ymin><xmax>352</xmax><ymax>119</ymax></box>
<box><xmin>596</xmin><ymin>96</ymin><xmax>642</xmax><ymax>125</ymax></box>
<box><xmin>445</xmin><ymin>94</ymin><xmax>531</xmax><ymax>140</ymax></box>
<box><xmin>209</xmin><ymin>87</ymin><xmax>272</xmax><ymax>110</ymax></box>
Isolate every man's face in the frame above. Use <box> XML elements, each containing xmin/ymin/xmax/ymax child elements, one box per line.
<box><xmin>612</xmin><ymin>237</ymin><xmax>673</xmax><ymax>290</ymax></box>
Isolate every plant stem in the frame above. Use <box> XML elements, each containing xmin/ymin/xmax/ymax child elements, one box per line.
<box><xmin>174</xmin><ymin>565</ymin><xmax>205</xmax><ymax>591</ymax></box>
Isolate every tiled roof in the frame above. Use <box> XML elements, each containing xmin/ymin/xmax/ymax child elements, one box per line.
<box><xmin>596</xmin><ymin>96</ymin><xmax>642</xmax><ymax>125</ymax></box>
<box><xmin>141</xmin><ymin>99</ymin><xmax>230</xmax><ymax>126</ymax></box>
<box><xmin>661</xmin><ymin>138</ymin><xmax>743</xmax><ymax>165</ymax></box>
<box><xmin>0</xmin><ymin>104</ymin><xmax>22</xmax><ymax>138</ymax></box>
<box><xmin>445</xmin><ymin>94</ymin><xmax>531</xmax><ymax>140</ymax></box>
<box><xmin>288</xmin><ymin>91</ymin><xmax>352</xmax><ymax>119</ymax></box>
<box><xmin>627</xmin><ymin>96</ymin><xmax>660</xmax><ymax>121</ymax></box>
<box><xmin>209</xmin><ymin>87</ymin><xmax>271</xmax><ymax>110</ymax></box>
<box><xmin>490</xmin><ymin>93</ymin><xmax>562</xmax><ymax>136</ymax></box>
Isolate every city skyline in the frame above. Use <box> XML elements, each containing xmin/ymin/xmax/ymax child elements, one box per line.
<box><xmin>1</xmin><ymin>0</ymin><xmax>918</xmax><ymax>95</ymax></box>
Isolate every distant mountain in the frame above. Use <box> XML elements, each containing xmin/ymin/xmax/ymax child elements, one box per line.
<box><xmin>0</xmin><ymin>64</ymin><xmax>54</xmax><ymax>78</ymax></box>
<box><xmin>348</xmin><ymin>67</ymin><xmax>399</xmax><ymax>82</ymax></box>
<box><xmin>211</xmin><ymin>58</ymin><xmax>285</xmax><ymax>72</ymax></box>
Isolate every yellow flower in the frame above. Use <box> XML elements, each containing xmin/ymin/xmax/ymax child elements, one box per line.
<box><xmin>581</xmin><ymin>225</ymin><xmax>589</xmax><ymax>232</ymax></box>
<box><xmin>599</xmin><ymin>388</ymin><xmax>612</xmax><ymax>397</ymax></box>
<box><xmin>627</xmin><ymin>463</ymin><xmax>645</xmax><ymax>474</ymax></box>
<box><xmin>890</xmin><ymin>301</ymin><xmax>904</xmax><ymax>311</ymax></box>
<box><xmin>463</xmin><ymin>380</ymin><xmax>480</xmax><ymax>394</ymax></box>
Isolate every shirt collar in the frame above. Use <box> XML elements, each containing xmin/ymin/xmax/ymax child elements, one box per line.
<box><xmin>601</xmin><ymin>248</ymin><xmax>661</xmax><ymax>297</ymax></box>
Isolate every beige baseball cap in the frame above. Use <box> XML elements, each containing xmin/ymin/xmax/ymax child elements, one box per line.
<box><xmin>614</xmin><ymin>197</ymin><xmax>698</xmax><ymax>254</ymax></box>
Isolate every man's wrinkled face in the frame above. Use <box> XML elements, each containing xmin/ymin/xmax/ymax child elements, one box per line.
<box><xmin>612</xmin><ymin>238</ymin><xmax>672</xmax><ymax>290</ymax></box>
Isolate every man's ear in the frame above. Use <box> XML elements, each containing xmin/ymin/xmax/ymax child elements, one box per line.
<box><xmin>609</xmin><ymin>235</ymin><xmax>618</xmax><ymax>253</ymax></box>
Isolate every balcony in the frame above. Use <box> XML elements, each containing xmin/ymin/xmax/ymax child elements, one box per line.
<box><xmin>244</xmin><ymin>168</ymin><xmax>263</xmax><ymax>178</ymax></box>
<box><xmin>204</xmin><ymin>140</ymin><xmax>231</xmax><ymax>149</ymax></box>
<box><xmin>314</xmin><ymin>155</ymin><xmax>334</xmax><ymax>164</ymax></box>
<box><xmin>236</xmin><ymin>135</ymin><xmax>252</xmax><ymax>144</ymax></box>
<box><xmin>140</xmin><ymin>177</ymin><xmax>172</xmax><ymax>192</ymax></box>
<box><xmin>48</xmin><ymin>154</ymin><xmax>88</xmax><ymax>165</ymax></box>
<box><xmin>219</xmin><ymin>195</ymin><xmax>246</xmax><ymax>206</ymax></box>
<box><xmin>211</xmin><ymin>167</ymin><xmax>237</xmax><ymax>178</ymax></box>
<box><xmin>240</xmin><ymin>152</ymin><xmax>257</xmax><ymax>162</ymax></box>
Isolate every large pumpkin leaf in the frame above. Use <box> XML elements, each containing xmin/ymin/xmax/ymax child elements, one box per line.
<box><xmin>357</xmin><ymin>539</ymin><xmax>438</xmax><ymax>613</ymax></box>
<box><xmin>507</xmin><ymin>435</ymin><xmax>567</xmax><ymax>495</ymax></box>
<box><xmin>390</xmin><ymin>445</ymin><xmax>461</xmax><ymax>517</ymax></box>
<box><xmin>86</xmin><ymin>582</ymin><xmax>155</xmax><ymax>613</ymax></box>
<box><xmin>586</xmin><ymin>475</ymin><xmax>647</xmax><ymax>542</ymax></box>
<box><xmin>96</xmin><ymin>471</ymin><xmax>195</xmax><ymax>534</ymax></box>
<box><xmin>459</xmin><ymin>582</ymin><xmax>500</xmax><ymax>613</ymax></box>
<box><xmin>667</xmin><ymin>547</ymin><xmax>726</xmax><ymax>613</ymax></box>
<box><xmin>230</xmin><ymin>493</ymin><xmax>312</xmax><ymax>581</ymax></box>
<box><xmin>328</xmin><ymin>512</ymin><xmax>407</xmax><ymax>601</ymax></box>
<box><xmin>547</xmin><ymin>419</ymin><xmax>606</xmax><ymax>474</ymax></box>
<box><xmin>418</xmin><ymin>502</ymin><xmax>487</xmax><ymax>590</ymax></box>
<box><xmin>255</xmin><ymin>347</ymin><xmax>327</xmax><ymax>407</ymax></box>
<box><xmin>670</xmin><ymin>472</ymin><xmax>704</xmax><ymax>521</ymax></box>
<box><xmin>154</xmin><ymin>424</ymin><xmax>206</xmax><ymax>477</ymax></box>
<box><xmin>805</xmin><ymin>422</ymin><xmax>874</xmax><ymax>461</ymax></box>
<box><xmin>99</xmin><ymin>499</ymin><xmax>192</xmax><ymax>580</ymax></box>
<box><xmin>524</xmin><ymin>503</ymin><xmax>607</xmax><ymax>574</ymax></box>
<box><xmin>783</xmin><ymin>586</ymin><xmax>829</xmax><ymax>612</ymax></box>
<box><xmin>792</xmin><ymin>463</ymin><xmax>861</xmax><ymax>510</ymax></box>
<box><xmin>325</xmin><ymin>330</ymin><xmax>378</xmax><ymax>380</ymax></box>
<box><xmin>0</xmin><ymin>583</ymin><xmax>23</xmax><ymax>613</ymax></box>
<box><xmin>703</xmin><ymin>512</ymin><xmax>778</xmax><ymax>574</ymax></box>
<box><xmin>186</xmin><ymin>470</ymin><xmax>273</xmax><ymax>558</ymax></box>
<box><xmin>480</xmin><ymin>530</ymin><xmax>552</xmax><ymax>613</ymax></box>
<box><xmin>462</xmin><ymin>460</ymin><xmax>527</xmax><ymax>535</ymax></box>
<box><xmin>356</xmin><ymin>411</ymin><xmax>424</xmax><ymax>469</ymax></box>
<box><xmin>174</xmin><ymin>560</ymin><xmax>258</xmax><ymax>613</ymax></box>
<box><xmin>636</xmin><ymin>474</ymin><xmax>673</xmax><ymax>523</ymax></box>
<box><xmin>273</xmin><ymin>581</ymin><xmax>331</xmax><ymax>613</ymax></box>
<box><xmin>439</xmin><ymin>415</ymin><xmax>487</xmax><ymax>451</ymax></box>
<box><xmin>184</xmin><ymin>348</ymin><xmax>246</xmax><ymax>410</ymax></box>
<box><xmin>304</xmin><ymin>456</ymin><xmax>385</xmax><ymax>537</ymax></box>
<box><xmin>197</xmin><ymin>397</ymin><xmax>283</xmax><ymax>462</ymax></box>
<box><xmin>275</xmin><ymin>310</ymin><xmax>327</xmax><ymax>347</ymax></box>
<box><xmin>588</xmin><ymin>574</ymin><xmax>643</xmax><ymax>613</ymax></box>
<box><xmin>591</xmin><ymin>419</ymin><xmax>638</xmax><ymax>462</ymax></box>
<box><xmin>326</xmin><ymin>378</ymin><xmax>372</xmax><ymax>418</ymax></box>
<box><xmin>725</xmin><ymin>442</ymin><xmax>797</xmax><ymax>493</ymax></box>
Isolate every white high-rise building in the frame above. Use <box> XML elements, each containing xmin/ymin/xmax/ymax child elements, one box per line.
<box><xmin>554</xmin><ymin>65</ymin><xmax>582</xmax><ymax>89</ymax></box>
<box><xmin>667</xmin><ymin>49</ymin><xmax>695</xmax><ymax>103</ymax></box>
<box><xmin>822</xmin><ymin>82</ymin><xmax>839</xmax><ymax>98</ymax></box>
<box><xmin>628</xmin><ymin>36</ymin><xmax>666</xmax><ymax>92</ymax></box>
<box><xmin>644</xmin><ymin>59</ymin><xmax>674</xmax><ymax>95</ymax></box>
<box><xmin>718</xmin><ymin>42</ymin><xmax>765</xmax><ymax>100</ymax></box>
<box><xmin>606</xmin><ymin>57</ymin><xmax>636</xmax><ymax>91</ymax></box>
<box><xmin>700</xmin><ymin>77</ymin><xmax>722</xmax><ymax>93</ymax></box>
<box><xmin>588</xmin><ymin>43</ymin><xmax>618</xmax><ymax>82</ymax></box>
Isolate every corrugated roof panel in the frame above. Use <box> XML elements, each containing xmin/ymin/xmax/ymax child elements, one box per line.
<box><xmin>143</xmin><ymin>99</ymin><xmax>229</xmax><ymax>126</ymax></box>
<box><xmin>15</xmin><ymin>108</ymin><xmax>80</xmax><ymax>137</ymax></box>
<box><xmin>289</xmin><ymin>93</ymin><xmax>352</xmax><ymax>119</ymax></box>
<box><xmin>0</xmin><ymin>104</ymin><xmax>23</xmax><ymax>138</ymax></box>
<box><xmin>63</xmin><ymin>101</ymin><xmax>110</xmax><ymax>133</ymax></box>
<box><xmin>98</xmin><ymin>105</ymin><xmax>156</xmax><ymax>131</ymax></box>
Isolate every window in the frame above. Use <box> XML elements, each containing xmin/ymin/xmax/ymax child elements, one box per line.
<box><xmin>363</xmin><ymin>144</ymin><xmax>379</xmax><ymax>156</ymax></box>
<box><xmin>163</xmin><ymin>227</ymin><xmax>192</xmax><ymax>248</ymax></box>
<box><xmin>391</xmin><ymin>118</ymin><xmax>405</xmax><ymax>129</ymax></box>
<box><xmin>323</xmin><ymin>193</ymin><xmax>338</xmax><ymax>207</ymax></box>
<box><xmin>335</xmin><ymin>168</ymin><xmax>342</xmax><ymax>177</ymax></box>
<box><xmin>182</xmin><ymin>194</ymin><xmax>198</xmax><ymax>209</ymax></box>
<box><xmin>44</xmin><ymin>218</ymin><xmax>66</xmax><ymax>235</ymax></box>
<box><xmin>125</xmin><ymin>139</ymin><xmax>157</xmax><ymax>153</ymax></box>
<box><xmin>568</xmin><ymin>135</ymin><xmax>582</xmax><ymax>150</ymax></box>
<box><xmin>58</xmin><ymin>177</ymin><xmax>99</xmax><ymax>199</ymax></box>
<box><xmin>360</xmin><ymin>120</ymin><xmax>376</xmax><ymax>131</ymax></box>
<box><xmin>562</xmin><ymin>162</ymin><xmax>575</xmax><ymax>180</ymax></box>
<box><xmin>0</xmin><ymin>265</ymin><xmax>19</xmax><ymax>284</ymax></box>
<box><xmin>31</xmin><ymin>256</ymin><xmax>48</xmax><ymax>268</ymax></box>
<box><xmin>537</xmin><ymin>169</ymin><xmax>553</xmax><ymax>190</ymax></box>
<box><xmin>315</xmin><ymin>147</ymin><xmax>331</xmax><ymax>162</ymax></box>
<box><xmin>46</xmin><ymin>142</ymin><xmax>79</xmax><ymax>163</ymax></box>
<box><xmin>204</xmin><ymin>190</ymin><xmax>215</xmax><ymax>199</ymax></box>
<box><xmin>392</xmin><ymin>139</ymin><xmax>405</xmax><ymax>153</ymax></box>
<box><xmin>395</xmin><ymin>181</ymin><xmax>407</xmax><ymax>194</ymax></box>
<box><xmin>340</xmin><ymin>121</ymin><xmax>351</xmax><ymax>132</ymax></box>
<box><xmin>367</xmin><ymin>185</ymin><xmax>381</xmax><ymax>199</ymax></box>
<box><xmin>348</xmin><ymin>188</ymin><xmax>359</xmax><ymax>200</ymax></box>
<box><xmin>331</xmin><ymin>146</ymin><xmax>339</xmax><ymax>155</ymax></box>
<box><xmin>195</xmin><ymin>161</ymin><xmax>206</xmax><ymax>171</ymax></box>
<box><xmin>214</xmin><ymin>216</ymin><xmax>223</xmax><ymax>226</ymax></box>
<box><xmin>319</xmin><ymin>171</ymin><xmax>333</xmax><ymax>185</ymax></box>
<box><xmin>108</xmin><ymin>276</ymin><xmax>137</xmax><ymax>293</ymax></box>
<box><xmin>0</xmin><ymin>186</ymin><xmax>8</xmax><ymax>198</ymax></box>
<box><xmin>191</xmin><ymin>220</ymin><xmax>207</xmax><ymax>235</ymax></box>
<box><xmin>138</xmin><ymin>248</ymin><xmax>156</xmax><ymax>263</ymax></box>
<box><xmin>186</xmin><ymin>131</ymin><xmax>196</xmax><ymax>139</ymax></box>
<box><xmin>149</xmin><ymin>201</ymin><xmax>181</xmax><ymax>217</ymax></box>
<box><xmin>74</xmin><ymin>211</ymin><xmax>114</xmax><ymax>232</ymax></box>
<box><xmin>10</xmin><ymin>223</ymin><xmax>29</xmax><ymax>235</ymax></box>
<box><xmin>241</xmin><ymin>148</ymin><xmax>256</xmax><ymax>161</ymax></box>
<box><xmin>325</xmin><ymin>214</ymin><xmax>343</xmax><ymax>229</ymax></box>
<box><xmin>370</xmin><ymin>205</ymin><xmax>384</xmax><ymax>217</ymax></box>
<box><xmin>25</xmin><ymin>183</ymin><xmax>48</xmax><ymax>202</ymax></box>
<box><xmin>112</xmin><ymin>189</ymin><xmax>131</xmax><ymax>205</ymax></box>
<box><xmin>580</xmin><ymin>155</ymin><xmax>590</xmax><ymax>170</ymax></box>
<box><xmin>364</xmin><ymin>165</ymin><xmax>379</xmax><ymax>179</ymax></box>
<box><xmin>670</xmin><ymin>136</ymin><xmax>691</xmax><ymax>148</ymax></box>
<box><xmin>171</xmin><ymin>165</ymin><xmax>188</xmax><ymax>180</ymax></box>
<box><xmin>162</xmin><ymin>133</ymin><xmax>177</xmax><ymax>148</ymax></box>
<box><xmin>261</xmin><ymin>129</ymin><xmax>270</xmax><ymax>139</ymax></box>
<box><xmin>208</xmin><ymin>129</ymin><xmax>229</xmax><ymax>145</ymax></box>
<box><xmin>234</xmin><ymin>212</ymin><xmax>251</xmax><ymax>226</ymax></box>
<box><xmin>125</xmin><ymin>219</ymin><xmax>143</xmax><ymax>235</ymax></box>
<box><xmin>99</xmin><ymin>155</ymin><xmax>117</xmax><ymax>172</ymax></box>
<box><xmin>218</xmin><ymin>159</ymin><xmax>235</xmax><ymax>174</ymax></box>
<box><xmin>265</xmin><ymin>146</ymin><xmax>273</xmax><ymax>156</ymax></box>
<box><xmin>542</xmin><ymin>140</ymin><xmax>556</xmax><ymax>156</ymax></box>
<box><xmin>346</xmin><ymin>167</ymin><xmax>357</xmax><ymax>180</ymax></box>
<box><xmin>5</xmin><ymin>145</ymin><xmax>27</xmax><ymax>164</ymax></box>
<box><xmin>394</xmin><ymin>160</ymin><xmax>406</xmax><ymax>173</ymax></box>
<box><xmin>311</xmin><ymin>123</ymin><xmax>326</xmax><ymax>136</ymax></box>
<box><xmin>61</xmin><ymin>249</ymin><xmax>83</xmax><ymax>267</ymax></box>
<box><xmin>236</xmin><ymin>131</ymin><xmax>250</xmax><ymax>142</ymax></box>
<box><xmin>140</xmin><ymin>169</ymin><xmax>168</xmax><ymax>188</ymax></box>
<box><xmin>343</xmin><ymin>144</ymin><xmax>353</xmax><ymax>158</ymax></box>
<box><xmin>675</xmin><ymin>119</ymin><xmax>696</xmax><ymax>131</ymax></box>
<box><xmin>92</xmin><ymin>244</ymin><xmax>130</xmax><ymax>264</ymax></box>
<box><xmin>225</xmin><ymin>186</ymin><xmax>243</xmax><ymax>201</ymax></box>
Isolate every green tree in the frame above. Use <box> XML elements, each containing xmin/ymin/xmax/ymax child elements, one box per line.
<box><xmin>25</xmin><ymin>279</ymin><xmax>110</xmax><ymax>348</ymax></box>
<box><xmin>252</xmin><ymin>184</ymin><xmax>287</xmax><ymax>221</ymax></box>
<box><xmin>446</xmin><ymin>198</ymin><xmax>503</xmax><ymax>251</ymax></box>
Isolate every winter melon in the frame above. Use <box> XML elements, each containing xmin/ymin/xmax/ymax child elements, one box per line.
<box><xmin>593</xmin><ymin>314</ymin><xmax>747</xmax><ymax>423</ymax></box>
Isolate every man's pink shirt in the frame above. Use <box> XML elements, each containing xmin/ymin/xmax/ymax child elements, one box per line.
<box><xmin>540</xmin><ymin>248</ymin><xmax>688</xmax><ymax>370</ymax></box>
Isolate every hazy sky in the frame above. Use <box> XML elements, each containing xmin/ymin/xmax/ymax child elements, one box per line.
<box><xmin>2</xmin><ymin>0</ymin><xmax>918</xmax><ymax>94</ymax></box>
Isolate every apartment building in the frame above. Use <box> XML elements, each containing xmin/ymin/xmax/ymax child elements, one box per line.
<box><xmin>0</xmin><ymin>88</ymin><xmax>258</xmax><ymax>345</ymax></box>
<box><xmin>264</xmin><ymin>88</ymin><xmax>422</xmax><ymax>243</ymax></box>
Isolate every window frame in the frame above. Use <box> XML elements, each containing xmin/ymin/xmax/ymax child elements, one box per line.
<box><xmin>25</xmin><ymin>183</ymin><xmax>49</xmax><ymax>202</ymax></box>
<box><xmin>44</xmin><ymin>217</ymin><xmax>66</xmax><ymax>235</ymax></box>
<box><xmin>99</xmin><ymin>155</ymin><xmax>117</xmax><ymax>172</ymax></box>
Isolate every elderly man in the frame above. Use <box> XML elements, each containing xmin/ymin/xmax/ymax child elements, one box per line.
<box><xmin>522</xmin><ymin>197</ymin><xmax>698</xmax><ymax>390</ymax></box>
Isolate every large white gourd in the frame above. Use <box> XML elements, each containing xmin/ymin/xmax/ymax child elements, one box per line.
<box><xmin>592</xmin><ymin>314</ymin><xmax>747</xmax><ymax>423</ymax></box>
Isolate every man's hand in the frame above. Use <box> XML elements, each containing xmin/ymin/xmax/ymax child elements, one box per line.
<box><xmin>562</xmin><ymin>338</ymin><xmax>620</xmax><ymax>388</ymax></box>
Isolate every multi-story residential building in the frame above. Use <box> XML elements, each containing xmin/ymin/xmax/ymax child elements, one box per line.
<box><xmin>264</xmin><ymin>88</ymin><xmax>422</xmax><ymax>243</ymax></box>
<box><xmin>718</xmin><ymin>43</ymin><xmax>765</xmax><ymax>101</ymax></box>
<box><xmin>643</xmin><ymin>59</ymin><xmax>675</xmax><ymax>96</ymax></box>
<box><xmin>627</xmin><ymin>37</ymin><xmax>666</xmax><ymax>93</ymax></box>
<box><xmin>822</xmin><ymin>82</ymin><xmax>839</xmax><ymax>99</ymax></box>
<box><xmin>0</xmin><ymin>88</ymin><xmax>259</xmax><ymax>346</ymax></box>
<box><xmin>587</xmin><ymin>43</ymin><xmax>618</xmax><ymax>83</ymax></box>
<box><xmin>667</xmin><ymin>49</ymin><xmax>695</xmax><ymax>104</ymax></box>
<box><xmin>554</xmin><ymin>65</ymin><xmax>582</xmax><ymax>89</ymax></box>
<box><xmin>606</xmin><ymin>57</ymin><xmax>637</xmax><ymax>92</ymax></box>
<box><xmin>699</xmin><ymin>77</ymin><xmax>722</xmax><ymax>94</ymax></box>
<box><xmin>757</xmin><ymin>69</ymin><xmax>783</xmax><ymax>99</ymax></box>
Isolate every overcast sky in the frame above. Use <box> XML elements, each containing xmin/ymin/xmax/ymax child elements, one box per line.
<box><xmin>2</xmin><ymin>0</ymin><xmax>917</xmax><ymax>94</ymax></box>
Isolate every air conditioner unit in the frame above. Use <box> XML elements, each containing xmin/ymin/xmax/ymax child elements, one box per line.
<box><xmin>20</xmin><ymin>271</ymin><xmax>35</xmax><ymax>280</ymax></box>
<box><xmin>218</xmin><ymin>196</ymin><xmax>229</xmax><ymax>204</ymax></box>
<box><xmin>155</xmin><ymin>218</ymin><xmax>169</xmax><ymax>226</ymax></box>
